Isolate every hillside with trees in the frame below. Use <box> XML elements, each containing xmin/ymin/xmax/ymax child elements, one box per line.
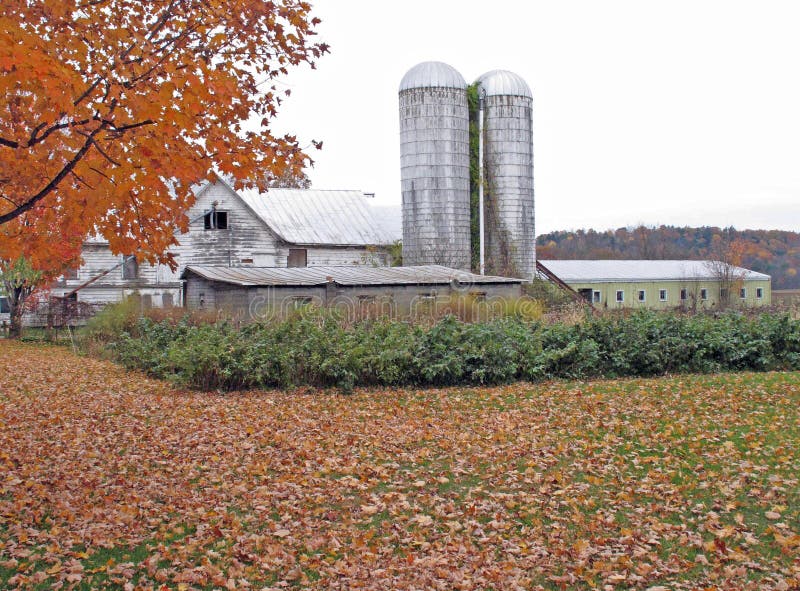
<box><xmin>537</xmin><ymin>226</ymin><xmax>800</xmax><ymax>289</ymax></box>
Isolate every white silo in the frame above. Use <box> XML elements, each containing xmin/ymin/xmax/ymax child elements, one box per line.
<box><xmin>399</xmin><ymin>61</ymin><xmax>471</xmax><ymax>270</ymax></box>
<box><xmin>476</xmin><ymin>70</ymin><xmax>535</xmax><ymax>278</ymax></box>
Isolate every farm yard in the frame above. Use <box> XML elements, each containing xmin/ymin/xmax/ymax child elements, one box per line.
<box><xmin>1</xmin><ymin>341</ymin><xmax>799</xmax><ymax>590</ymax></box>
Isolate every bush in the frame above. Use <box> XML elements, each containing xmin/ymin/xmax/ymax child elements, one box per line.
<box><xmin>88</xmin><ymin>309</ymin><xmax>800</xmax><ymax>391</ymax></box>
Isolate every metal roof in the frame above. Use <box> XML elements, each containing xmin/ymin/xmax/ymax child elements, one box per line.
<box><xmin>237</xmin><ymin>188</ymin><xmax>396</xmax><ymax>247</ymax></box>
<box><xmin>399</xmin><ymin>61</ymin><xmax>466</xmax><ymax>92</ymax></box>
<box><xmin>477</xmin><ymin>70</ymin><xmax>533</xmax><ymax>99</ymax></box>
<box><xmin>539</xmin><ymin>260</ymin><xmax>771</xmax><ymax>283</ymax></box>
<box><xmin>182</xmin><ymin>265</ymin><xmax>524</xmax><ymax>287</ymax></box>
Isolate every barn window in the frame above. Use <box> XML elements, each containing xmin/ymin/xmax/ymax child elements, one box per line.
<box><xmin>287</xmin><ymin>248</ymin><xmax>307</xmax><ymax>268</ymax></box>
<box><xmin>162</xmin><ymin>293</ymin><xmax>174</xmax><ymax>308</ymax></box>
<box><xmin>659</xmin><ymin>289</ymin><xmax>667</xmax><ymax>302</ymax></box>
<box><xmin>637</xmin><ymin>290</ymin><xmax>646</xmax><ymax>302</ymax></box>
<box><xmin>680</xmin><ymin>288</ymin><xmax>688</xmax><ymax>301</ymax></box>
<box><xmin>756</xmin><ymin>287</ymin><xmax>764</xmax><ymax>299</ymax></box>
<box><xmin>290</xmin><ymin>296</ymin><xmax>313</xmax><ymax>309</ymax></box>
<box><xmin>64</xmin><ymin>267</ymin><xmax>79</xmax><ymax>280</ymax></box>
<box><xmin>122</xmin><ymin>256</ymin><xmax>138</xmax><ymax>280</ymax></box>
<box><xmin>740</xmin><ymin>287</ymin><xmax>747</xmax><ymax>299</ymax></box>
<box><xmin>615</xmin><ymin>290</ymin><xmax>624</xmax><ymax>303</ymax></box>
<box><xmin>700</xmin><ymin>288</ymin><xmax>708</xmax><ymax>300</ymax></box>
<box><xmin>470</xmin><ymin>291</ymin><xmax>487</xmax><ymax>303</ymax></box>
<box><xmin>0</xmin><ymin>296</ymin><xmax>8</xmax><ymax>314</ymax></box>
<box><xmin>141</xmin><ymin>294</ymin><xmax>153</xmax><ymax>309</ymax></box>
<box><xmin>592</xmin><ymin>291</ymin><xmax>601</xmax><ymax>303</ymax></box>
<box><xmin>204</xmin><ymin>210</ymin><xmax>228</xmax><ymax>230</ymax></box>
<box><xmin>240</xmin><ymin>258</ymin><xmax>254</xmax><ymax>265</ymax></box>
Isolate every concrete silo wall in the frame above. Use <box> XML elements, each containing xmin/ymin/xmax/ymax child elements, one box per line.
<box><xmin>399</xmin><ymin>87</ymin><xmax>471</xmax><ymax>270</ymax></box>
<box><xmin>481</xmin><ymin>91</ymin><xmax>536</xmax><ymax>278</ymax></box>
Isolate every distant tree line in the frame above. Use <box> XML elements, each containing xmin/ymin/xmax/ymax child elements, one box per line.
<box><xmin>537</xmin><ymin>226</ymin><xmax>800</xmax><ymax>289</ymax></box>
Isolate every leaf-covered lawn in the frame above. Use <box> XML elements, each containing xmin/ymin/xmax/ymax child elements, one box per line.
<box><xmin>1</xmin><ymin>341</ymin><xmax>798</xmax><ymax>590</ymax></box>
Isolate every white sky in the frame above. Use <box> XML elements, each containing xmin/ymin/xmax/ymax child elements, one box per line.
<box><xmin>270</xmin><ymin>0</ymin><xmax>800</xmax><ymax>235</ymax></box>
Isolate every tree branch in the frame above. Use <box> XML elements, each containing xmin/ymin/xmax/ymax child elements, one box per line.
<box><xmin>0</xmin><ymin>124</ymin><xmax>105</xmax><ymax>225</ymax></box>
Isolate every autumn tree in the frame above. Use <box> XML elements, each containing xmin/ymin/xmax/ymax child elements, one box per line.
<box><xmin>266</xmin><ymin>167</ymin><xmax>312</xmax><ymax>189</ymax></box>
<box><xmin>705</xmin><ymin>233</ymin><xmax>748</xmax><ymax>309</ymax></box>
<box><xmin>0</xmin><ymin>0</ymin><xmax>327</xmax><ymax>324</ymax></box>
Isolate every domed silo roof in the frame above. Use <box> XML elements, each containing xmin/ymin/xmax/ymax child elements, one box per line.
<box><xmin>399</xmin><ymin>61</ymin><xmax>466</xmax><ymax>92</ymax></box>
<box><xmin>476</xmin><ymin>69</ymin><xmax>532</xmax><ymax>98</ymax></box>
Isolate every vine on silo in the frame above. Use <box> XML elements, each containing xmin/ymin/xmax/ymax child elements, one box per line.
<box><xmin>467</xmin><ymin>82</ymin><xmax>480</xmax><ymax>272</ymax></box>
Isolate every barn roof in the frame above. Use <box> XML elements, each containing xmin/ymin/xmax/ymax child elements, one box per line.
<box><xmin>237</xmin><ymin>188</ymin><xmax>396</xmax><ymax>247</ymax></box>
<box><xmin>539</xmin><ymin>260</ymin><xmax>770</xmax><ymax>283</ymax></box>
<box><xmin>182</xmin><ymin>265</ymin><xmax>524</xmax><ymax>287</ymax></box>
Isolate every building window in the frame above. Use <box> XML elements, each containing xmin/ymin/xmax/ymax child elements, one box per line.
<box><xmin>720</xmin><ymin>288</ymin><xmax>729</xmax><ymax>301</ymax></box>
<box><xmin>659</xmin><ymin>289</ymin><xmax>667</xmax><ymax>302</ymax></box>
<box><xmin>756</xmin><ymin>287</ymin><xmax>764</xmax><ymax>299</ymax></box>
<box><xmin>680</xmin><ymin>288</ymin><xmax>688</xmax><ymax>301</ymax></box>
<box><xmin>64</xmin><ymin>267</ymin><xmax>79</xmax><ymax>280</ymax></box>
<box><xmin>204</xmin><ymin>210</ymin><xmax>228</xmax><ymax>230</ymax></box>
<box><xmin>287</xmin><ymin>248</ymin><xmax>307</xmax><ymax>268</ymax></box>
<box><xmin>0</xmin><ymin>296</ymin><xmax>8</xmax><ymax>314</ymax></box>
<box><xmin>469</xmin><ymin>291</ymin><xmax>487</xmax><ymax>303</ymax></box>
<box><xmin>700</xmin><ymin>288</ymin><xmax>708</xmax><ymax>301</ymax></box>
<box><xmin>290</xmin><ymin>296</ymin><xmax>313</xmax><ymax>309</ymax></box>
<box><xmin>740</xmin><ymin>287</ymin><xmax>747</xmax><ymax>299</ymax></box>
<box><xmin>638</xmin><ymin>289</ymin><xmax>646</xmax><ymax>302</ymax></box>
<box><xmin>122</xmin><ymin>256</ymin><xmax>138</xmax><ymax>280</ymax></box>
<box><xmin>162</xmin><ymin>293</ymin><xmax>174</xmax><ymax>308</ymax></box>
<box><xmin>141</xmin><ymin>294</ymin><xmax>153</xmax><ymax>309</ymax></box>
<box><xmin>592</xmin><ymin>290</ymin><xmax>601</xmax><ymax>304</ymax></box>
<box><xmin>240</xmin><ymin>258</ymin><xmax>254</xmax><ymax>265</ymax></box>
<box><xmin>616</xmin><ymin>290</ymin><xmax>624</xmax><ymax>303</ymax></box>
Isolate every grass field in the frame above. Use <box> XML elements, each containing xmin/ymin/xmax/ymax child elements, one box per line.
<box><xmin>1</xmin><ymin>340</ymin><xmax>798</xmax><ymax>590</ymax></box>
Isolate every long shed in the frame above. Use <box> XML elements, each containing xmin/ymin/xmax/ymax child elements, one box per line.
<box><xmin>182</xmin><ymin>265</ymin><xmax>525</xmax><ymax>322</ymax></box>
<box><xmin>539</xmin><ymin>260</ymin><xmax>771</xmax><ymax>309</ymax></box>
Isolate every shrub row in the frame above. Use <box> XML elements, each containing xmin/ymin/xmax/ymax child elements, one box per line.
<box><xmin>92</xmin><ymin>309</ymin><xmax>800</xmax><ymax>391</ymax></box>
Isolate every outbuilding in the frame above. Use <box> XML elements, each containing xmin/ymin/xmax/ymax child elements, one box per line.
<box><xmin>181</xmin><ymin>265</ymin><xmax>525</xmax><ymax>321</ymax></box>
<box><xmin>539</xmin><ymin>260</ymin><xmax>771</xmax><ymax>309</ymax></box>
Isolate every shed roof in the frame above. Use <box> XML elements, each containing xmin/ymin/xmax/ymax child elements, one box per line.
<box><xmin>182</xmin><ymin>265</ymin><xmax>524</xmax><ymax>287</ymax></box>
<box><xmin>237</xmin><ymin>188</ymin><xmax>396</xmax><ymax>247</ymax></box>
<box><xmin>539</xmin><ymin>260</ymin><xmax>770</xmax><ymax>283</ymax></box>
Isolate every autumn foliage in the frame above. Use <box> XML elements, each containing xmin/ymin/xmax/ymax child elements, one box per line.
<box><xmin>0</xmin><ymin>0</ymin><xmax>327</xmax><ymax>269</ymax></box>
<box><xmin>1</xmin><ymin>341</ymin><xmax>799</xmax><ymax>589</ymax></box>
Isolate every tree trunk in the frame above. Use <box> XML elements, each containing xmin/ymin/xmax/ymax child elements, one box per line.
<box><xmin>7</xmin><ymin>286</ymin><xmax>27</xmax><ymax>339</ymax></box>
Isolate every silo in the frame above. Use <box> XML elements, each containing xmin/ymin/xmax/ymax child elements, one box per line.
<box><xmin>476</xmin><ymin>70</ymin><xmax>535</xmax><ymax>278</ymax></box>
<box><xmin>399</xmin><ymin>61</ymin><xmax>471</xmax><ymax>270</ymax></box>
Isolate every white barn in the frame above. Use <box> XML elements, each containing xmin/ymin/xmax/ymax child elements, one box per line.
<box><xmin>48</xmin><ymin>179</ymin><xmax>398</xmax><ymax>309</ymax></box>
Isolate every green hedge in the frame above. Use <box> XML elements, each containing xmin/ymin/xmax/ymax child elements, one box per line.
<box><xmin>99</xmin><ymin>309</ymin><xmax>800</xmax><ymax>391</ymax></box>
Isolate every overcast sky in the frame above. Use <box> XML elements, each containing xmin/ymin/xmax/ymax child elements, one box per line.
<box><xmin>269</xmin><ymin>0</ymin><xmax>800</xmax><ymax>235</ymax></box>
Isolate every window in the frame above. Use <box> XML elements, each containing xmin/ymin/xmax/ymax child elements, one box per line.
<box><xmin>162</xmin><ymin>293</ymin><xmax>174</xmax><ymax>308</ymax></box>
<box><xmin>469</xmin><ymin>291</ymin><xmax>487</xmax><ymax>303</ymax></box>
<box><xmin>680</xmin><ymin>288</ymin><xmax>688</xmax><ymax>301</ymax></box>
<box><xmin>756</xmin><ymin>287</ymin><xmax>764</xmax><ymax>299</ymax></box>
<box><xmin>240</xmin><ymin>258</ymin><xmax>254</xmax><ymax>264</ymax></box>
<box><xmin>659</xmin><ymin>289</ymin><xmax>668</xmax><ymax>302</ymax></box>
<box><xmin>740</xmin><ymin>287</ymin><xmax>746</xmax><ymax>299</ymax></box>
<box><xmin>0</xmin><ymin>296</ymin><xmax>8</xmax><ymax>314</ymax></box>
<box><xmin>638</xmin><ymin>289</ymin><xmax>646</xmax><ymax>302</ymax></box>
<box><xmin>700</xmin><ymin>288</ymin><xmax>708</xmax><ymax>300</ymax></box>
<box><xmin>720</xmin><ymin>288</ymin><xmax>729</xmax><ymax>301</ymax></box>
<box><xmin>64</xmin><ymin>267</ymin><xmax>79</xmax><ymax>280</ymax></box>
<box><xmin>287</xmin><ymin>248</ymin><xmax>307</xmax><ymax>268</ymax></box>
<box><xmin>592</xmin><ymin>290</ymin><xmax>601</xmax><ymax>304</ymax></box>
<box><xmin>616</xmin><ymin>290</ymin><xmax>624</xmax><ymax>303</ymax></box>
<box><xmin>290</xmin><ymin>296</ymin><xmax>313</xmax><ymax>309</ymax></box>
<box><xmin>122</xmin><ymin>256</ymin><xmax>138</xmax><ymax>280</ymax></box>
<box><xmin>141</xmin><ymin>294</ymin><xmax>153</xmax><ymax>309</ymax></box>
<box><xmin>203</xmin><ymin>210</ymin><xmax>228</xmax><ymax>230</ymax></box>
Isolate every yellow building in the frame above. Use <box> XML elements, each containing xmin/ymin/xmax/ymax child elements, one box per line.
<box><xmin>539</xmin><ymin>260</ymin><xmax>771</xmax><ymax>310</ymax></box>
